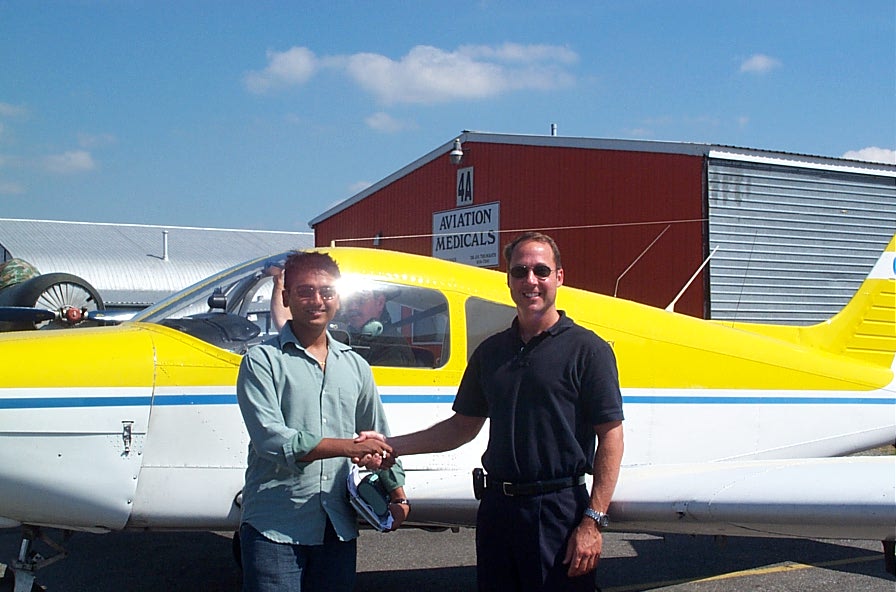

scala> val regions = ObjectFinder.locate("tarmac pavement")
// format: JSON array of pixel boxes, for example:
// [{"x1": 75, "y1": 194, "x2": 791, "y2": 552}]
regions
[{"x1": 1, "y1": 526, "x2": 893, "y2": 591}]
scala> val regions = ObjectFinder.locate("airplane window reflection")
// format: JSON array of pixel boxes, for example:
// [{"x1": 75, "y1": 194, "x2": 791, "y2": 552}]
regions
[
  {"x1": 334, "y1": 281, "x2": 449, "y2": 368},
  {"x1": 132, "y1": 255, "x2": 450, "y2": 366},
  {"x1": 133, "y1": 256, "x2": 283, "y2": 354},
  {"x1": 465, "y1": 297, "x2": 516, "y2": 361}
]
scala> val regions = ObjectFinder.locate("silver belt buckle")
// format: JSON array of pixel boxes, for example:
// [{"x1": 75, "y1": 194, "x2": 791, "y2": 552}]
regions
[{"x1": 501, "y1": 482, "x2": 514, "y2": 496}]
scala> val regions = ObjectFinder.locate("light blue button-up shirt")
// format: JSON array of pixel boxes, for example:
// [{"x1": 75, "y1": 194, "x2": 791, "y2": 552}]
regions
[{"x1": 236, "y1": 322, "x2": 404, "y2": 544}]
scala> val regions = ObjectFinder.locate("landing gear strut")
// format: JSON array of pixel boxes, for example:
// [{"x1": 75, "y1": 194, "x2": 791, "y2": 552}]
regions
[{"x1": 1, "y1": 526, "x2": 71, "y2": 592}]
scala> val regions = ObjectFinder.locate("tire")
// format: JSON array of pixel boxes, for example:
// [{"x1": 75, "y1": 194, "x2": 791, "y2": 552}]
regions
[{"x1": 0, "y1": 272, "x2": 104, "y2": 329}]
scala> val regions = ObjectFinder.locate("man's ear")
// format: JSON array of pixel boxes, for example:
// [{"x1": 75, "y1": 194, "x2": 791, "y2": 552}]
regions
[
  {"x1": 556, "y1": 267, "x2": 564, "y2": 287},
  {"x1": 281, "y1": 287, "x2": 289, "y2": 308}
]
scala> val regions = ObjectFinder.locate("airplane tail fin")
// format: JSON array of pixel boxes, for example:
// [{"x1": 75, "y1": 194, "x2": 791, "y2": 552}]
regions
[
  {"x1": 732, "y1": 235, "x2": 896, "y2": 369},
  {"x1": 804, "y1": 234, "x2": 896, "y2": 368}
]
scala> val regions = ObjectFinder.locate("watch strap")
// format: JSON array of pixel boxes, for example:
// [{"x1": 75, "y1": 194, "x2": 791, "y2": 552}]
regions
[{"x1": 583, "y1": 508, "x2": 609, "y2": 527}]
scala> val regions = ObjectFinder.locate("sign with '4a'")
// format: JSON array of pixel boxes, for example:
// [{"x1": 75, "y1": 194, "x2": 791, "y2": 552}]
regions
[{"x1": 457, "y1": 167, "x2": 473, "y2": 206}]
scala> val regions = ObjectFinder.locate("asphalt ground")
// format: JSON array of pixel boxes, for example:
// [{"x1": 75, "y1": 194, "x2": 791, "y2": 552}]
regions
[{"x1": 1, "y1": 527, "x2": 893, "y2": 591}]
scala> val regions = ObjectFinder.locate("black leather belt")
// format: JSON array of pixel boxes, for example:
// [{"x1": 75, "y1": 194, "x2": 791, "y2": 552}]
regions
[{"x1": 487, "y1": 475, "x2": 585, "y2": 496}]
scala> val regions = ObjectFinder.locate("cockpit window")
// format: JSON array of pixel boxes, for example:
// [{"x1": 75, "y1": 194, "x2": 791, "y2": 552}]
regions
[
  {"x1": 335, "y1": 278, "x2": 449, "y2": 368},
  {"x1": 131, "y1": 254, "x2": 450, "y2": 367},
  {"x1": 465, "y1": 297, "x2": 516, "y2": 359}
]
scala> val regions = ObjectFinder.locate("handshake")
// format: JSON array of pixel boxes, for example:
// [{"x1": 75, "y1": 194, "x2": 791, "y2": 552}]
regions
[{"x1": 351, "y1": 431, "x2": 398, "y2": 471}]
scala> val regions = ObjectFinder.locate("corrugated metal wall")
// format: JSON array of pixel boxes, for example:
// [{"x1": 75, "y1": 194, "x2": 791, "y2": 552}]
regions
[
  {"x1": 707, "y1": 159, "x2": 896, "y2": 324},
  {"x1": 0, "y1": 219, "x2": 314, "y2": 307}
]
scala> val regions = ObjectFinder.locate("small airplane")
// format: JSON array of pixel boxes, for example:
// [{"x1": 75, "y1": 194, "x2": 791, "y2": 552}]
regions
[{"x1": 0, "y1": 235, "x2": 894, "y2": 590}]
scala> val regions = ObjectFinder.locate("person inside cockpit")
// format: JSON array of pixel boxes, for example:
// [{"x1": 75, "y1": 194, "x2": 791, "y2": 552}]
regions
[
  {"x1": 266, "y1": 262, "x2": 415, "y2": 367},
  {"x1": 341, "y1": 289, "x2": 415, "y2": 368}
]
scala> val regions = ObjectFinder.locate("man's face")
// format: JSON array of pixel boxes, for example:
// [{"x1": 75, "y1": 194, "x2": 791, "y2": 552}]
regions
[
  {"x1": 282, "y1": 268, "x2": 340, "y2": 334},
  {"x1": 345, "y1": 291, "x2": 385, "y2": 330},
  {"x1": 506, "y1": 240, "x2": 564, "y2": 316}
]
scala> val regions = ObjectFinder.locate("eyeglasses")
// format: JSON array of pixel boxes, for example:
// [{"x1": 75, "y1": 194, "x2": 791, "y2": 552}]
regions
[
  {"x1": 292, "y1": 285, "x2": 338, "y2": 300},
  {"x1": 509, "y1": 264, "x2": 554, "y2": 279}
]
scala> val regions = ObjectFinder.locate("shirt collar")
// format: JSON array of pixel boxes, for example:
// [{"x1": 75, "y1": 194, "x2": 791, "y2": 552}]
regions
[
  {"x1": 511, "y1": 310, "x2": 573, "y2": 341},
  {"x1": 277, "y1": 322, "x2": 354, "y2": 357}
]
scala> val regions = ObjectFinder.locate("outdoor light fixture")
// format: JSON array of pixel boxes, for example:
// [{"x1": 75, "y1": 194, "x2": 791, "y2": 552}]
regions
[{"x1": 448, "y1": 138, "x2": 464, "y2": 165}]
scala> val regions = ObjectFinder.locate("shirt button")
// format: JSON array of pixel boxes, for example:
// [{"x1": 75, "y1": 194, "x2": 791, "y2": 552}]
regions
[
  {"x1": 322, "y1": 475, "x2": 329, "y2": 481},
  {"x1": 322, "y1": 418, "x2": 328, "y2": 424}
]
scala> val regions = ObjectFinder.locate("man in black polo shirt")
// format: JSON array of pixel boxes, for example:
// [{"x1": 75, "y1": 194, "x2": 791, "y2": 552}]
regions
[{"x1": 365, "y1": 232, "x2": 624, "y2": 591}]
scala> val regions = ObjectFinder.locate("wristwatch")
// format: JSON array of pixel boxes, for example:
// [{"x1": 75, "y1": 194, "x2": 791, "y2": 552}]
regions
[{"x1": 583, "y1": 508, "x2": 610, "y2": 528}]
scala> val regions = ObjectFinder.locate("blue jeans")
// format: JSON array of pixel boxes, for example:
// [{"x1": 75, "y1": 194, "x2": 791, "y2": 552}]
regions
[{"x1": 240, "y1": 521, "x2": 357, "y2": 592}]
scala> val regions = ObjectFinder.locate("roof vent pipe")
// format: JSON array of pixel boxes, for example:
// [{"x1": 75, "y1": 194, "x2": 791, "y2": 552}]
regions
[
  {"x1": 162, "y1": 230, "x2": 169, "y2": 261},
  {"x1": 550, "y1": 123, "x2": 557, "y2": 136}
]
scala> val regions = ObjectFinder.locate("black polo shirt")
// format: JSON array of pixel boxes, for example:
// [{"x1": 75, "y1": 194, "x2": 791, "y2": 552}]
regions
[{"x1": 453, "y1": 311, "x2": 623, "y2": 483}]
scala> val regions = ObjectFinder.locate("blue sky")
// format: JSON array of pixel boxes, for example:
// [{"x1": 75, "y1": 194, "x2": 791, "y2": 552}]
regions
[{"x1": 1, "y1": 1, "x2": 893, "y2": 232}]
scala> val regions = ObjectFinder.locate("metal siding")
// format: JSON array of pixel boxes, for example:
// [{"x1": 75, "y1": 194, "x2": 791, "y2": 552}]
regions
[
  {"x1": 707, "y1": 160, "x2": 896, "y2": 324},
  {"x1": 0, "y1": 219, "x2": 313, "y2": 306}
]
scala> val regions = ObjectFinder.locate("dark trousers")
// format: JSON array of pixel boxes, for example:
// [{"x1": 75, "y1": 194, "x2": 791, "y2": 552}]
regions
[{"x1": 475, "y1": 484, "x2": 596, "y2": 592}]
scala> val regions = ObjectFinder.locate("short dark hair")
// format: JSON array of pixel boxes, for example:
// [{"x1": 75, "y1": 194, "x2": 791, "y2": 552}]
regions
[
  {"x1": 503, "y1": 232, "x2": 562, "y2": 269},
  {"x1": 283, "y1": 251, "x2": 341, "y2": 288}
]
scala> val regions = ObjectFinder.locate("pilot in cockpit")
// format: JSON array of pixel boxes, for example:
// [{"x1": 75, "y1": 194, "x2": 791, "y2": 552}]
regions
[{"x1": 340, "y1": 289, "x2": 415, "y2": 368}]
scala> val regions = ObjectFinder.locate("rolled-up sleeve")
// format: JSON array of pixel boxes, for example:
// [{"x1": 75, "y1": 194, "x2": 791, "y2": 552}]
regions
[{"x1": 237, "y1": 347, "x2": 322, "y2": 472}]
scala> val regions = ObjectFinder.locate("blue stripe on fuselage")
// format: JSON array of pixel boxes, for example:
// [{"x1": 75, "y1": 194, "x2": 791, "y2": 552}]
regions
[{"x1": 0, "y1": 393, "x2": 893, "y2": 410}]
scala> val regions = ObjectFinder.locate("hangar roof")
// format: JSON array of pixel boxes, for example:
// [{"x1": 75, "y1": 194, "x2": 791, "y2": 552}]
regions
[
  {"x1": 309, "y1": 131, "x2": 896, "y2": 226},
  {"x1": 0, "y1": 218, "x2": 313, "y2": 307}
]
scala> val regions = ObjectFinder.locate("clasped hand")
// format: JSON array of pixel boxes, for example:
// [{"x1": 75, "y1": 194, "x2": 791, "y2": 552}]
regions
[{"x1": 352, "y1": 431, "x2": 397, "y2": 470}]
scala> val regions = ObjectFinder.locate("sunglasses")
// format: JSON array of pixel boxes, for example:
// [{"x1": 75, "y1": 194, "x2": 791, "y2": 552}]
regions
[
  {"x1": 292, "y1": 285, "x2": 338, "y2": 300},
  {"x1": 509, "y1": 264, "x2": 554, "y2": 279}
]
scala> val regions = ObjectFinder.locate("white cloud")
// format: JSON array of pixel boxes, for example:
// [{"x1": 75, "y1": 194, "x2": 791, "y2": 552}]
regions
[
  {"x1": 739, "y1": 54, "x2": 782, "y2": 74},
  {"x1": 345, "y1": 44, "x2": 576, "y2": 104},
  {"x1": 626, "y1": 128, "x2": 653, "y2": 139},
  {"x1": 841, "y1": 146, "x2": 896, "y2": 164},
  {"x1": 365, "y1": 112, "x2": 416, "y2": 133},
  {"x1": 348, "y1": 180, "x2": 373, "y2": 195},
  {"x1": 77, "y1": 132, "x2": 116, "y2": 148},
  {"x1": 0, "y1": 180, "x2": 25, "y2": 195},
  {"x1": 459, "y1": 42, "x2": 578, "y2": 64},
  {"x1": 0, "y1": 102, "x2": 28, "y2": 118},
  {"x1": 246, "y1": 43, "x2": 577, "y2": 104},
  {"x1": 244, "y1": 46, "x2": 318, "y2": 94},
  {"x1": 43, "y1": 150, "x2": 96, "y2": 173}
]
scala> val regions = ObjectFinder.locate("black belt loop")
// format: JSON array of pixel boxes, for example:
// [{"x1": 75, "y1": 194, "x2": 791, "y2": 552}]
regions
[{"x1": 486, "y1": 474, "x2": 585, "y2": 497}]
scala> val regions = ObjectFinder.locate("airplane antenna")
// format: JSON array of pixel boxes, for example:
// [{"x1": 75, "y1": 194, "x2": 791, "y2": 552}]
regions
[
  {"x1": 327, "y1": 218, "x2": 707, "y2": 247},
  {"x1": 665, "y1": 245, "x2": 719, "y2": 312},
  {"x1": 731, "y1": 231, "x2": 758, "y2": 322},
  {"x1": 614, "y1": 225, "x2": 670, "y2": 297}
]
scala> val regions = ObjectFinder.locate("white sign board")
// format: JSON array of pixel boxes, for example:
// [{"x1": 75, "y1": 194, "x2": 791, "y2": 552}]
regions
[{"x1": 432, "y1": 202, "x2": 500, "y2": 267}]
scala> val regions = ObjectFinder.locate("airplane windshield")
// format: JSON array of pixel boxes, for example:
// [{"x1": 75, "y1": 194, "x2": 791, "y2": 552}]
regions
[{"x1": 132, "y1": 253, "x2": 450, "y2": 367}]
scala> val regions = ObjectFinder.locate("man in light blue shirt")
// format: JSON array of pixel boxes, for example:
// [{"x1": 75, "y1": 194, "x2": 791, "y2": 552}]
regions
[{"x1": 237, "y1": 251, "x2": 409, "y2": 592}]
